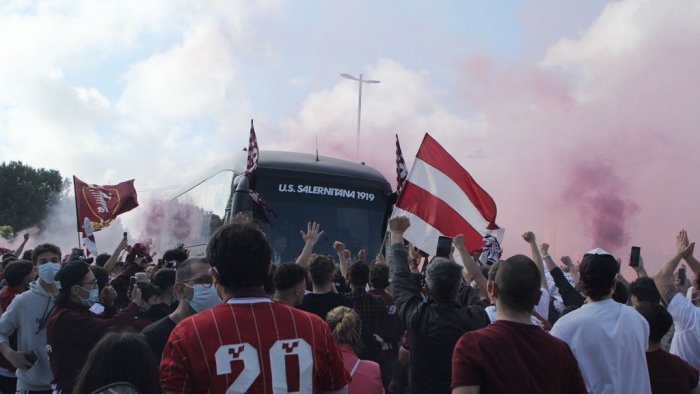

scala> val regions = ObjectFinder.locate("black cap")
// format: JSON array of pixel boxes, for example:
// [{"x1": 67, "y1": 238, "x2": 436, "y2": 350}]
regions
[
  {"x1": 579, "y1": 248, "x2": 619, "y2": 292},
  {"x1": 55, "y1": 261, "x2": 91, "y2": 291}
]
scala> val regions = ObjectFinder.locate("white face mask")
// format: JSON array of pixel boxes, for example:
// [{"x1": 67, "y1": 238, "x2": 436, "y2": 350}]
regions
[
  {"x1": 38, "y1": 263, "x2": 61, "y2": 284},
  {"x1": 79, "y1": 287, "x2": 99, "y2": 307},
  {"x1": 187, "y1": 284, "x2": 221, "y2": 312}
]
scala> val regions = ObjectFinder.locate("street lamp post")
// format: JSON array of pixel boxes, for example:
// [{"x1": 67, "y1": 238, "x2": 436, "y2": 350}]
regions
[{"x1": 340, "y1": 73, "x2": 380, "y2": 161}]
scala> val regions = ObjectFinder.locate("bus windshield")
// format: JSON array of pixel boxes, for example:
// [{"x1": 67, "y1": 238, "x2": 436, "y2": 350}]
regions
[{"x1": 254, "y1": 175, "x2": 389, "y2": 263}]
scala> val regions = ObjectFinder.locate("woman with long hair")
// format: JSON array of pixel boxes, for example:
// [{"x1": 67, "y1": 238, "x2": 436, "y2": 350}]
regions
[{"x1": 326, "y1": 306, "x2": 384, "y2": 394}]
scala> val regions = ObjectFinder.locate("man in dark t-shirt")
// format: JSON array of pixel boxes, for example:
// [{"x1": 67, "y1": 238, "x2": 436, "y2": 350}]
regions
[
  {"x1": 451, "y1": 254, "x2": 587, "y2": 394},
  {"x1": 636, "y1": 303, "x2": 699, "y2": 394},
  {"x1": 300, "y1": 254, "x2": 351, "y2": 320},
  {"x1": 142, "y1": 258, "x2": 212, "y2": 359}
]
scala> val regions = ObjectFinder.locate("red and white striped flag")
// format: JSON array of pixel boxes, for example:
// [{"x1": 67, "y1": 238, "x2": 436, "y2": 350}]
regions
[
  {"x1": 244, "y1": 119, "x2": 259, "y2": 175},
  {"x1": 396, "y1": 134, "x2": 408, "y2": 194},
  {"x1": 82, "y1": 217, "x2": 98, "y2": 256},
  {"x1": 392, "y1": 133, "x2": 503, "y2": 254}
]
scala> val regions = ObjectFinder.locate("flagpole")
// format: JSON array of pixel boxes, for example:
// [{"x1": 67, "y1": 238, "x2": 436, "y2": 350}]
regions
[{"x1": 73, "y1": 176, "x2": 82, "y2": 249}]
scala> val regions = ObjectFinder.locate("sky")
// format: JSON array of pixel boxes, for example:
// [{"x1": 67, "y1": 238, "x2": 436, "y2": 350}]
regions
[{"x1": 1, "y1": 0, "x2": 699, "y2": 278}]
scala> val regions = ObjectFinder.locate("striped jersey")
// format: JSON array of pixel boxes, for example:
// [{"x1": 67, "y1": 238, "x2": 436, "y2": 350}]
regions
[{"x1": 160, "y1": 298, "x2": 350, "y2": 393}]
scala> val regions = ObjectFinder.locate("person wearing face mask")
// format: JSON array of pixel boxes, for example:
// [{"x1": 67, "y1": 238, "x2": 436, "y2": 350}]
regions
[
  {"x1": 45, "y1": 261, "x2": 147, "y2": 393},
  {"x1": 0, "y1": 243, "x2": 61, "y2": 393},
  {"x1": 142, "y1": 258, "x2": 215, "y2": 361}
]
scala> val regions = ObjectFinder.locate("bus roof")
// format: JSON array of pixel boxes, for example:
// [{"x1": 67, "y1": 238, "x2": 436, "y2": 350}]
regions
[{"x1": 172, "y1": 150, "x2": 391, "y2": 200}]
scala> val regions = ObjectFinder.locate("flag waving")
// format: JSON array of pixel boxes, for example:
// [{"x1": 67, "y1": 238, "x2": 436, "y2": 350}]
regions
[
  {"x1": 74, "y1": 176, "x2": 139, "y2": 232},
  {"x1": 392, "y1": 133, "x2": 503, "y2": 254},
  {"x1": 395, "y1": 134, "x2": 408, "y2": 194},
  {"x1": 244, "y1": 119, "x2": 259, "y2": 174},
  {"x1": 82, "y1": 217, "x2": 98, "y2": 256}
]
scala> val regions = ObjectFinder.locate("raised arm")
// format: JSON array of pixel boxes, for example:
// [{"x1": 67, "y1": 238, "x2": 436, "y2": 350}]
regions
[
  {"x1": 522, "y1": 232, "x2": 547, "y2": 290},
  {"x1": 12, "y1": 233, "x2": 29, "y2": 258},
  {"x1": 655, "y1": 230, "x2": 695, "y2": 305},
  {"x1": 388, "y1": 216, "x2": 423, "y2": 327},
  {"x1": 334, "y1": 241, "x2": 349, "y2": 279},
  {"x1": 103, "y1": 236, "x2": 129, "y2": 274},
  {"x1": 681, "y1": 231, "x2": 700, "y2": 278},
  {"x1": 454, "y1": 234, "x2": 488, "y2": 301},
  {"x1": 295, "y1": 221, "x2": 324, "y2": 268}
]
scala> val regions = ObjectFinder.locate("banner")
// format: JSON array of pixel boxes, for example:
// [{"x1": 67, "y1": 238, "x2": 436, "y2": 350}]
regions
[{"x1": 74, "y1": 176, "x2": 139, "y2": 232}]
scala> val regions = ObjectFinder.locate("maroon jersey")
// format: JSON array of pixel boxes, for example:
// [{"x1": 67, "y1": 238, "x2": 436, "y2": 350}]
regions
[{"x1": 161, "y1": 298, "x2": 350, "y2": 393}]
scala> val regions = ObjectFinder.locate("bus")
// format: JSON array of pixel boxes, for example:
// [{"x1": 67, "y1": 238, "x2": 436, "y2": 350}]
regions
[{"x1": 162, "y1": 150, "x2": 393, "y2": 261}]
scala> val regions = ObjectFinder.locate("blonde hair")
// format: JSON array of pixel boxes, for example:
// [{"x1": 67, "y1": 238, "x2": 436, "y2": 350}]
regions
[{"x1": 325, "y1": 306, "x2": 362, "y2": 350}]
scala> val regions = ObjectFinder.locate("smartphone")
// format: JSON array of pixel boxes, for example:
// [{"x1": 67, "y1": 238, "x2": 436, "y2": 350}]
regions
[
  {"x1": 678, "y1": 266, "x2": 687, "y2": 285},
  {"x1": 436, "y1": 236, "x2": 453, "y2": 258},
  {"x1": 134, "y1": 272, "x2": 149, "y2": 283},
  {"x1": 629, "y1": 246, "x2": 641, "y2": 267},
  {"x1": 123, "y1": 232, "x2": 127, "y2": 238},
  {"x1": 74, "y1": 248, "x2": 84, "y2": 257}
]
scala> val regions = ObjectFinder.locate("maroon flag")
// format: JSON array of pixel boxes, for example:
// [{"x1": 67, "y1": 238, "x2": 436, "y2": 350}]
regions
[
  {"x1": 396, "y1": 134, "x2": 408, "y2": 194},
  {"x1": 74, "y1": 176, "x2": 139, "y2": 232},
  {"x1": 249, "y1": 190, "x2": 278, "y2": 219},
  {"x1": 245, "y1": 119, "x2": 259, "y2": 174}
]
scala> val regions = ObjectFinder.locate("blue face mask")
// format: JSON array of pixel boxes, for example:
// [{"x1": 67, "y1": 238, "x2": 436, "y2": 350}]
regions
[
  {"x1": 38, "y1": 263, "x2": 61, "y2": 284},
  {"x1": 187, "y1": 284, "x2": 220, "y2": 312},
  {"x1": 79, "y1": 287, "x2": 99, "y2": 307}
]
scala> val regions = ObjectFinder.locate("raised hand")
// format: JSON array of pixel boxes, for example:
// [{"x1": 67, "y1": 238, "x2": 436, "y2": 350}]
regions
[
  {"x1": 357, "y1": 249, "x2": 367, "y2": 263},
  {"x1": 333, "y1": 241, "x2": 346, "y2": 254},
  {"x1": 388, "y1": 216, "x2": 410, "y2": 234},
  {"x1": 521, "y1": 231, "x2": 536, "y2": 244},
  {"x1": 540, "y1": 243, "x2": 550, "y2": 255},
  {"x1": 454, "y1": 234, "x2": 466, "y2": 251},
  {"x1": 677, "y1": 230, "x2": 695, "y2": 258},
  {"x1": 300, "y1": 221, "x2": 324, "y2": 245}
]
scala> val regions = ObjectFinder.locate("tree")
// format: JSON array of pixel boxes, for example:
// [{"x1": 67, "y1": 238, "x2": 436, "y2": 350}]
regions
[{"x1": 0, "y1": 161, "x2": 65, "y2": 232}]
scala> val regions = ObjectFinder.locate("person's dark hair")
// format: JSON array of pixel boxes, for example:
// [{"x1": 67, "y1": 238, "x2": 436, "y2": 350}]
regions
[
  {"x1": 425, "y1": 257, "x2": 463, "y2": 302},
  {"x1": 274, "y1": 263, "x2": 307, "y2": 291},
  {"x1": 206, "y1": 223, "x2": 271, "y2": 292},
  {"x1": 72, "y1": 331, "x2": 161, "y2": 394},
  {"x1": 55, "y1": 261, "x2": 91, "y2": 305},
  {"x1": 612, "y1": 280, "x2": 629, "y2": 304},
  {"x1": 137, "y1": 282, "x2": 162, "y2": 303},
  {"x1": 348, "y1": 262, "x2": 369, "y2": 289},
  {"x1": 308, "y1": 255, "x2": 336, "y2": 286},
  {"x1": 636, "y1": 303, "x2": 673, "y2": 343},
  {"x1": 3, "y1": 260, "x2": 34, "y2": 287},
  {"x1": 630, "y1": 277, "x2": 661, "y2": 304},
  {"x1": 90, "y1": 265, "x2": 109, "y2": 293},
  {"x1": 31, "y1": 243, "x2": 61, "y2": 265},
  {"x1": 495, "y1": 255, "x2": 541, "y2": 313},
  {"x1": 162, "y1": 248, "x2": 188, "y2": 266},
  {"x1": 370, "y1": 263, "x2": 390, "y2": 289},
  {"x1": 2, "y1": 255, "x2": 18, "y2": 269},
  {"x1": 95, "y1": 253, "x2": 111, "y2": 267},
  {"x1": 21, "y1": 250, "x2": 32, "y2": 261},
  {"x1": 152, "y1": 269, "x2": 176, "y2": 292}
]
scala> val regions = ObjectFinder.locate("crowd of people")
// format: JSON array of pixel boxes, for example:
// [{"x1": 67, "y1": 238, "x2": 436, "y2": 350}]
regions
[{"x1": 0, "y1": 215, "x2": 698, "y2": 393}]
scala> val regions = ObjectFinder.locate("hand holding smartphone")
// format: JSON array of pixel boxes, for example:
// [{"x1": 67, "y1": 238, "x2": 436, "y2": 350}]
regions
[{"x1": 629, "y1": 246, "x2": 641, "y2": 267}]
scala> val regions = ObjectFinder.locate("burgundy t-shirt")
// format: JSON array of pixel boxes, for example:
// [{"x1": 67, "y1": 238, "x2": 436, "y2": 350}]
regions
[
  {"x1": 452, "y1": 320, "x2": 587, "y2": 394},
  {"x1": 646, "y1": 349, "x2": 699, "y2": 394}
]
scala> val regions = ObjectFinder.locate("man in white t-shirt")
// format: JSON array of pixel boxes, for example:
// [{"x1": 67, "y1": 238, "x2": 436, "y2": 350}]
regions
[
  {"x1": 654, "y1": 229, "x2": 700, "y2": 372},
  {"x1": 551, "y1": 248, "x2": 651, "y2": 394}
]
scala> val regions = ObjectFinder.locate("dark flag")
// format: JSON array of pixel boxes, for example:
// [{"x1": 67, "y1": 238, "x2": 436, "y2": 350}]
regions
[
  {"x1": 74, "y1": 176, "x2": 139, "y2": 232},
  {"x1": 245, "y1": 119, "x2": 259, "y2": 175},
  {"x1": 396, "y1": 134, "x2": 408, "y2": 194}
]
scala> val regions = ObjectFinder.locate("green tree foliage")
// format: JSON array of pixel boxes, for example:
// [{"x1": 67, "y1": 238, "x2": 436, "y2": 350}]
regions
[{"x1": 0, "y1": 161, "x2": 65, "y2": 231}]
